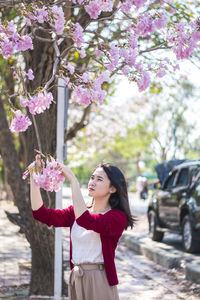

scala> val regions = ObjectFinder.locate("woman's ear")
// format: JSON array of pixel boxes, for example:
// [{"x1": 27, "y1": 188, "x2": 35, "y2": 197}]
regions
[{"x1": 110, "y1": 186, "x2": 117, "y2": 194}]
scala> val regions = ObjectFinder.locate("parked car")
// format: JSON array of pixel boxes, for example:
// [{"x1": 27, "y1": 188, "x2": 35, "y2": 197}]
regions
[{"x1": 147, "y1": 160, "x2": 200, "y2": 253}]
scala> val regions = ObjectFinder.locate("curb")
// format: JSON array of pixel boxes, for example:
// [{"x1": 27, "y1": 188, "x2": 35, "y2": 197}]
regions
[
  {"x1": 123, "y1": 233, "x2": 200, "y2": 284},
  {"x1": 185, "y1": 264, "x2": 200, "y2": 284}
]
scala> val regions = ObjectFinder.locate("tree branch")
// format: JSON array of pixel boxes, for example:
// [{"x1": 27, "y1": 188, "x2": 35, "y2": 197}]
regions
[{"x1": 65, "y1": 104, "x2": 91, "y2": 142}]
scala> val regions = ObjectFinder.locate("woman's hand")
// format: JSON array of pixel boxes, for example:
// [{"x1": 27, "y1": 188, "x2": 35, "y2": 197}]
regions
[
  {"x1": 28, "y1": 154, "x2": 44, "y2": 176},
  {"x1": 59, "y1": 164, "x2": 76, "y2": 183}
]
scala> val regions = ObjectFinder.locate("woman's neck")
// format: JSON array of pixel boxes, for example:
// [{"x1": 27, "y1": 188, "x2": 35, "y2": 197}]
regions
[{"x1": 92, "y1": 198, "x2": 111, "y2": 213}]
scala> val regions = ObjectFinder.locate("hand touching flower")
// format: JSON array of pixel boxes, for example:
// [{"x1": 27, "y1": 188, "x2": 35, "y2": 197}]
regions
[
  {"x1": 23, "y1": 151, "x2": 65, "y2": 192},
  {"x1": 59, "y1": 164, "x2": 76, "y2": 183}
]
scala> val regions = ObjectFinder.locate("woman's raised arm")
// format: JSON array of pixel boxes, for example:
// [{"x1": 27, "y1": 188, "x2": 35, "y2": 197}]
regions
[
  {"x1": 29, "y1": 155, "x2": 44, "y2": 211},
  {"x1": 30, "y1": 173, "x2": 43, "y2": 211},
  {"x1": 60, "y1": 164, "x2": 87, "y2": 218}
]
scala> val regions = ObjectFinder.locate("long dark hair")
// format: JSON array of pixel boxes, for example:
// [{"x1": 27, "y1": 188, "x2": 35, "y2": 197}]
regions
[{"x1": 97, "y1": 163, "x2": 136, "y2": 229}]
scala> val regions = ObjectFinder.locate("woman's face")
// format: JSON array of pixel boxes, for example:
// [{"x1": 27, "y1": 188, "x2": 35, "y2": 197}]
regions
[{"x1": 88, "y1": 167, "x2": 115, "y2": 199}]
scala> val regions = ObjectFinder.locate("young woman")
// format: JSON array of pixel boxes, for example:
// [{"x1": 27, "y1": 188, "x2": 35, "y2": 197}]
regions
[{"x1": 30, "y1": 157, "x2": 135, "y2": 300}]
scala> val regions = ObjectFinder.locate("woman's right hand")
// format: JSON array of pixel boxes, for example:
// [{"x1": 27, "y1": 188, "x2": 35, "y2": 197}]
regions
[{"x1": 59, "y1": 164, "x2": 76, "y2": 183}]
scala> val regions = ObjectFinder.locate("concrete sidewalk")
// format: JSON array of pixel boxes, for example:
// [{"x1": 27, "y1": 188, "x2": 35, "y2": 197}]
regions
[{"x1": 123, "y1": 217, "x2": 200, "y2": 284}]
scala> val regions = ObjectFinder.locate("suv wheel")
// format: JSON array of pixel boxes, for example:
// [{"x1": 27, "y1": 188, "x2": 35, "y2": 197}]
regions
[
  {"x1": 182, "y1": 215, "x2": 200, "y2": 253},
  {"x1": 148, "y1": 210, "x2": 164, "y2": 242}
]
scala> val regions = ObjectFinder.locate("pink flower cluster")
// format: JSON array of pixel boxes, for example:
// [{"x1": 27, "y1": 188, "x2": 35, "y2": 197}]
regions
[
  {"x1": 72, "y1": 23, "x2": 84, "y2": 47},
  {"x1": 73, "y1": 72, "x2": 110, "y2": 106},
  {"x1": 50, "y1": 5, "x2": 65, "y2": 35},
  {"x1": 134, "y1": 13, "x2": 167, "y2": 37},
  {"x1": 25, "y1": 5, "x2": 65, "y2": 35},
  {"x1": 9, "y1": 110, "x2": 32, "y2": 133},
  {"x1": 168, "y1": 21, "x2": 200, "y2": 60},
  {"x1": 33, "y1": 159, "x2": 65, "y2": 192},
  {"x1": 121, "y1": 0, "x2": 148, "y2": 12},
  {"x1": 85, "y1": 0, "x2": 113, "y2": 19},
  {"x1": 3, "y1": 0, "x2": 200, "y2": 136},
  {"x1": 0, "y1": 21, "x2": 33, "y2": 58},
  {"x1": 20, "y1": 91, "x2": 53, "y2": 115}
]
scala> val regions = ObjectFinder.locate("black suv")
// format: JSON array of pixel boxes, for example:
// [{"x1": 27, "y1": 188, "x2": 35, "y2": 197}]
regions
[{"x1": 148, "y1": 160, "x2": 200, "y2": 253}]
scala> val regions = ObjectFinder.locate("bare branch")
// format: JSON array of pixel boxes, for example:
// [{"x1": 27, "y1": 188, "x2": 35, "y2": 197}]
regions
[
  {"x1": 65, "y1": 104, "x2": 92, "y2": 142},
  {"x1": 85, "y1": 30, "x2": 109, "y2": 43},
  {"x1": 44, "y1": 40, "x2": 60, "y2": 90},
  {"x1": 60, "y1": 44, "x2": 75, "y2": 58},
  {"x1": 31, "y1": 115, "x2": 42, "y2": 152},
  {"x1": 140, "y1": 44, "x2": 172, "y2": 54}
]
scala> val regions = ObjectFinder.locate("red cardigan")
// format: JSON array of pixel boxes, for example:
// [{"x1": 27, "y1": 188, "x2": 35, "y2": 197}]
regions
[{"x1": 32, "y1": 204, "x2": 127, "y2": 286}]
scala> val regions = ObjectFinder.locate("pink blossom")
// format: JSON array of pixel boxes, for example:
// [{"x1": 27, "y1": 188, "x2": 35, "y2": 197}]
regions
[
  {"x1": 156, "y1": 69, "x2": 166, "y2": 78},
  {"x1": 63, "y1": 76, "x2": 72, "y2": 88},
  {"x1": 37, "y1": 6, "x2": 49, "y2": 23},
  {"x1": 9, "y1": 110, "x2": 32, "y2": 133},
  {"x1": 135, "y1": 61, "x2": 143, "y2": 73},
  {"x1": 137, "y1": 71, "x2": 150, "y2": 92},
  {"x1": 20, "y1": 96, "x2": 29, "y2": 107},
  {"x1": 33, "y1": 159, "x2": 65, "y2": 192},
  {"x1": 122, "y1": 66, "x2": 130, "y2": 75},
  {"x1": 16, "y1": 35, "x2": 33, "y2": 51},
  {"x1": 82, "y1": 72, "x2": 90, "y2": 83},
  {"x1": 121, "y1": 0, "x2": 147, "y2": 11},
  {"x1": 154, "y1": 15, "x2": 168, "y2": 29},
  {"x1": 65, "y1": 63, "x2": 75, "y2": 74},
  {"x1": 93, "y1": 73, "x2": 110, "y2": 88},
  {"x1": 134, "y1": 13, "x2": 155, "y2": 36},
  {"x1": 106, "y1": 62, "x2": 117, "y2": 72},
  {"x1": 79, "y1": 49, "x2": 86, "y2": 58},
  {"x1": 74, "y1": 86, "x2": 92, "y2": 106},
  {"x1": 120, "y1": 48, "x2": 129, "y2": 61},
  {"x1": 129, "y1": 35, "x2": 138, "y2": 49},
  {"x1": 27, "y1": 68, "x2": 34, "y2": 80},
  {"x1": 1, "y1": 40, "x2": 14, "y2": 58},
  {"x1": 94, "y1": 49, "x2": 103, "y2": 57},
  {"x1": 192, "y1": 31, "x2": 200, "y2": 43},
  {"x1": 101, "y1": 0, "x2": 113, "y2": 12},
  {"x1": 51, "y1": 5, "x2": 65, "y2": 34},
  {"x1": 121, "y1": 0, "x2": 133, "y2": 13},
  {"x1": 173, "y1": 64, "x2": 180, "y2": 71},
  {"x1": 85, "y1": 1, "x2": 102, "y2": 19},
  {"x1": 134, "y1": 0, "x2": 148, "y2": 10},
  {"x1": 128, "y1": 48, "x2": 138, "y2": 66},
  {"x1": 6, "y1": 21, "x2": 16, "y2": 34},
  {"x1": 73, "y1": 23, "x2": 84, "y2": 47},
  {"x1": 25, "y1": 18, "x2": 32, "y2": 26},
  {"x1": 28, "y1": 91, "x2": 53, "y2": 115}
]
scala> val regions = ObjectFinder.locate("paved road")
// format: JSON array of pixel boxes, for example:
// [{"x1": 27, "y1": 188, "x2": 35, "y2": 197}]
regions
[{"x1": 0, "y1": 189, "x2": 200, "y2": 299}]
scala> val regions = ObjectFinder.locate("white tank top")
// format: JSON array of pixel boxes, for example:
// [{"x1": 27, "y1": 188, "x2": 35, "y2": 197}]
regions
[{"x1": 71, "y1": 209, "x2": 110, "y2": 264}]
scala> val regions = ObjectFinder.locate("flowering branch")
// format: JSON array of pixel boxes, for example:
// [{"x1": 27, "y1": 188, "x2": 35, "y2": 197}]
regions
[
  {"x1": 31, "y1": 115, "x2": 42, "y2": 153},
  {"x1": 0, "y1": 0, "x2": 199, "y2": 134}
]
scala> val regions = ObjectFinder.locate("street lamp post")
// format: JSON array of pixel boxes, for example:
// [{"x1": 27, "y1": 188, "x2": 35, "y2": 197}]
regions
[{"x1": 54, "y1": 79, "x2": 68, "y2": 299}]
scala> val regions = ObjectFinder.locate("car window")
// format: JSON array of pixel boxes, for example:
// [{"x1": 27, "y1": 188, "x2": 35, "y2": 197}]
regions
[
  {"x1": 191, "y1": 167, "x2": 200, "y2": 183},
  {"x1": 176, "y1": 168, "x2": 189, "y2": 186},
  {"x1": 164, "y1": 171, "x2": 177, "y2": 189}
]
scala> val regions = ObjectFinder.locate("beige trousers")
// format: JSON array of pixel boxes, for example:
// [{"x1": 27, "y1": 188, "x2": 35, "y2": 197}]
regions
[{"x1": 68, "y1": 263, "x2": 119, "y2": 300}]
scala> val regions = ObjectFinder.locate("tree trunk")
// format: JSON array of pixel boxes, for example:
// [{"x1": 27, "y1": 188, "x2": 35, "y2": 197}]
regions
[
  {"x1": 22, "y1": 32, "x2": 63, "y2": 295},
  {"x1": 0, "y1": 28, "x2": 68, "y2": 295},
  {"x1": 0, "y1": 8, "x2": 93, "y2": 296}
]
